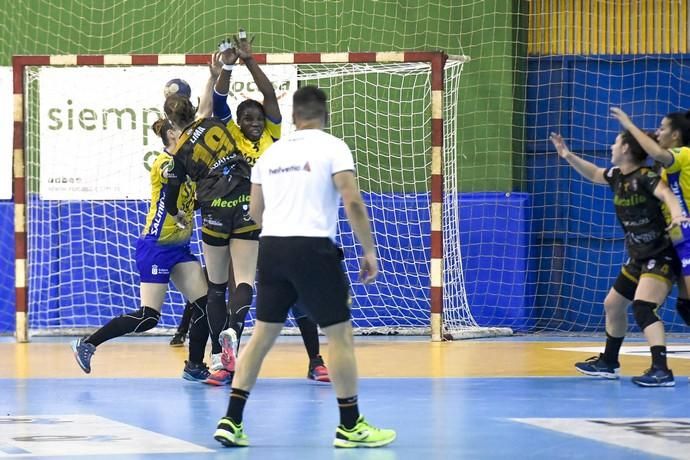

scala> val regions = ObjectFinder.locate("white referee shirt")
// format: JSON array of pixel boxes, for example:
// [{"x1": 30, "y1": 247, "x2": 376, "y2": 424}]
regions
[{"x1": 251, "y1": 129, "x2": 355, "y2": 240}]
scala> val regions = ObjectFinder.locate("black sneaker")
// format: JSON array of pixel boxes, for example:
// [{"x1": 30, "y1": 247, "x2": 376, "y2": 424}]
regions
[
  {"x1": 71, "y1": 337, "x2": 96, "y2": 374},
  {"x1": 182, "y1": 361, "x2": 211, "y2": 382},
  {"x1": 169, "y1": 332, "x2": 186, "y2": 347},
  {"x1": 574, "y1": 354, "x2": 620, "y2": 379},
  {"x1": 632, "y1": 367, "x2": 675, "y2": 387}
]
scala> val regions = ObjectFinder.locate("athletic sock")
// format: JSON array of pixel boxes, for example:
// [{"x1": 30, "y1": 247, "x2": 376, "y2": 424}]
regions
[
  {"x1": 337, "y1": 395, "x2": 360, "y2": 429},
  {"x1": 602, "y1": 332, "x2": 624, "y2": 365},
  {"x1": 226, "y1": 388, "x2": 250, "y2": 424}
]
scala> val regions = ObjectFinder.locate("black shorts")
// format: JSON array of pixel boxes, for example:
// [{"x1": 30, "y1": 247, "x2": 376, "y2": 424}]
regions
[
  {"x1": 198, "y1": 182, "x2": 260, "y2": 246},
  {"x1": 255, "y1": 236, "x2": 350, "y2": 327},
  {"x1": 613, "y1": 246, "x2": 680, "y2": 301}
]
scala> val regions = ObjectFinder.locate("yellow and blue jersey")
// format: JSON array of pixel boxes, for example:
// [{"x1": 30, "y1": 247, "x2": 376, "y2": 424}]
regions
[
  {"x1": 141, "y1": 151, "x2": 196, "y2": 245},
  {"x1": 660, "y1": 146, "x2": 690, "y2": 243}
]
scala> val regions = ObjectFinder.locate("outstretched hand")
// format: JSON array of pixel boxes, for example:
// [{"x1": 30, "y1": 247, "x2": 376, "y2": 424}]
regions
[
  {"x1": 549, "y1": 132, "x2": 571, "y2": 159},
  {"x1": 610, "y1": 107, "x2": 633, "y2": 129},
  {"x1": 218, "y1": 38, "x2": 240, "y2": 66},
  {"x1": 209, "y1": 51, "x2": 222, "y2": 78},
  {"x1": 233, "y1": 28, "x2": 256, "y2": 60}
]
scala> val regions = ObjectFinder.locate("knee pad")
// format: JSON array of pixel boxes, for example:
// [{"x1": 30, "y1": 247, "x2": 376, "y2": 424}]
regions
[
  {"x1": 676, "y1": 298, "x2": 690, "y2": 326},
  {"x1": 207, "y1": 281, "x2": 227, "y2": 304},
  {"x1": 129, "y1": 306, "x2": 160, "y2": 332},
  {"x1": 632, "y1": 299, "x2": 660, "y2": 331},
  {"x1": 230, "y1": 283, "x2": 254, "y2": 313}
]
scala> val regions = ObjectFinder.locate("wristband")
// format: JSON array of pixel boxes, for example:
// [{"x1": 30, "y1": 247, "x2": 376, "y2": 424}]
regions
[{"x1": 222, "y1": 63, "x2": 234, "y2": 71}]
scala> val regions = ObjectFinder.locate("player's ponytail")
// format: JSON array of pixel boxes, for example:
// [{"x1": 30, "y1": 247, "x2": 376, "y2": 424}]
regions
[{"x1": 151, "y1": 118, "x2": 172, "y2": 145}]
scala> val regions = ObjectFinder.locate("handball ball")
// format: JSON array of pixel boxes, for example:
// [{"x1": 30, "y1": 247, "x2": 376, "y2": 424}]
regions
[{"x1": 163, "y1": 78, "x2": 191, "y2": 99}]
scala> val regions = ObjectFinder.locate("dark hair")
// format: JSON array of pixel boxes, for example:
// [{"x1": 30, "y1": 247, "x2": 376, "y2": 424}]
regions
[
  {"x1": 164, "y1": 94, "x2": 197, "y2": 129},
  {"x1": 620, "y1": 130, "x2": 648, "y2": 163},
  {"x1": 237, "y1": 99, "x2": 265, "y2": 120},
  {"x1": 665, "y1": 110, "x2": 690, "y2": 146},
  {"x1": 151, "y1": 118, "x2": 172, "y2": 145},
  {"x1": 293, "y1": 86, "x2": 327, "y2": 122}
]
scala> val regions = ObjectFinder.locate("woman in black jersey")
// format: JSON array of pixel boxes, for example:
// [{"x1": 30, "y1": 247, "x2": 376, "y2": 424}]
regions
[
  {"x1": 550, "y1": 130, "x2": 688, "y2": 387},
  {"x1": 164, "y1": 94, "x2": 257, "y2": 385}
]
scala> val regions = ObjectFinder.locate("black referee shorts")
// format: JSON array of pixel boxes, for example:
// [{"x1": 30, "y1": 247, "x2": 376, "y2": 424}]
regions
[{"x1": 255, "y1": 236, "x2": 350, "y2": 327}]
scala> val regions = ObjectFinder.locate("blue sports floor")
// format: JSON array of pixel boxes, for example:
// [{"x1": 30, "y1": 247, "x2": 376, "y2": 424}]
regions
[{"x1": 2, "y1": 336, "x2": 690, "y2": 459}]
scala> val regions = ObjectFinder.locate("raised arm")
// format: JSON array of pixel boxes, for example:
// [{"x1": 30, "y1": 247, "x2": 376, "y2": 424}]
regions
[
  {"x1": 333, "y1": 170, "x2": 377, "y2": 284},
  {"x1": 235, "y1": 30, "x2": 281, "y2": 122},
  {"x1": 198, "y1": 52, "x2": 221, "y2": 118},
  {"x1": 611, "y1": 107, "x2": 673, "y2": 167},
  {"x1": 213, "y1": 39, "x2": 240, "y2": 122},
  {"x1": 550, "y1": 133, "x2": 608, "y2": 184}
]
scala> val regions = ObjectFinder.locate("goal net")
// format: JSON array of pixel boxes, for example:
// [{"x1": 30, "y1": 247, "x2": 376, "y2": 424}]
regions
[{"x1": 16, "y1": 52, "x2": 506, "y2": 340}]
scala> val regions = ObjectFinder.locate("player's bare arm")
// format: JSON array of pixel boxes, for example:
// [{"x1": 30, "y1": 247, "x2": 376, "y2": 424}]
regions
[{"x1": 550, "y1": 132, "x2": 607, "y2": 184}]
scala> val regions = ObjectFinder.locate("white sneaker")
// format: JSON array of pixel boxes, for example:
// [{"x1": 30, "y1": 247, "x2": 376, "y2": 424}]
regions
[
  {"x1": 219, "y1": 328, "x2": 237, "y2": 372},
  {"x1": 210, "y1": 353, "x2": 224, "y2": 371}
]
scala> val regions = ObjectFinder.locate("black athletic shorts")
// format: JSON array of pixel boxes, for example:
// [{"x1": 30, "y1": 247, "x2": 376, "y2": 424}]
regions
[
  {"x1": 613, "y1": 246, "x2": 680, "y2": 301},
  {"x1": 198, "y1": 181, "x2": 260, "y2": 246},
  {"x1": 255, "y1": 236, "x2": 350, "y2": 327}
]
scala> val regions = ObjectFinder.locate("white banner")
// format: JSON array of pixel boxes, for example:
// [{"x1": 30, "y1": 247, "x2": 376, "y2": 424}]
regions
[
  {"x1": 39, "y1": 64, "x2": 297, "y2": 200},
  {"x1": 0, "y1": 67, "x2": 12, "y2": 200}
]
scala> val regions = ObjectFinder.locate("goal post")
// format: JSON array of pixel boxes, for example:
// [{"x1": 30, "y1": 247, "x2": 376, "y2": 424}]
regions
[{"x1": 12, "y1": 51, "x2": 509, "y2": 342}]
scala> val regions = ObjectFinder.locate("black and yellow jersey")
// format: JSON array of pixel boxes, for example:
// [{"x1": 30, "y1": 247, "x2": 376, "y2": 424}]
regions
[
  {"x1": 168, "y1": 118, "x2": 251, "y2": 202},
  {"x1": 141, "y1": 151, "x2": 195, "y2": 244},
  {"x1": 604, "y1": 166, "x2": 671, "y2": 260}
]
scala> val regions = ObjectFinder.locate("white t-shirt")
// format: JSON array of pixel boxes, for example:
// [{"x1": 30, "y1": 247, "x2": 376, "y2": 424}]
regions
[{"x1": 251, "y1": 129, "x2": 355, "y2": 240}]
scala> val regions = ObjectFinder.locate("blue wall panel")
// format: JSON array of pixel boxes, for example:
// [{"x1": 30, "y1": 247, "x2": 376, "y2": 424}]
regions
[{"x1": 0, "y1": 202, "x2": 15, "y2": 333}]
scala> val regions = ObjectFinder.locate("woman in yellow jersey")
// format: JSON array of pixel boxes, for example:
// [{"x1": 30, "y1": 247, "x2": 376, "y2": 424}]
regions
[
  {"x1": 611, "y1": 108, "x2": 690, "y2": 328},
  {"x1": 70, "y1": 119, "x2": 212, "y2": 383},
  {"x1": 212, "y1": 30, "x2": 330, "y2": 382}
]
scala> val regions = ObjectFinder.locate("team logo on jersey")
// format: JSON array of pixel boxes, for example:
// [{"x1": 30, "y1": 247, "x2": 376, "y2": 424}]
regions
[
  {"x1": 151, "y1": 265, "x2": 158, "y2": 275},
  {"x1": 647, "y1": 259, "x2": 656, "y2": 270}
]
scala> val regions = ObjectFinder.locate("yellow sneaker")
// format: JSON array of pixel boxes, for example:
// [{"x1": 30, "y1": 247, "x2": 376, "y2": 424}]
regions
[
  {"x1": 333, "y1": 416, "x2": 396, "y2": 448},
  {"x1": 214, "y1": 417, "x2": 249, "y2": 447}
]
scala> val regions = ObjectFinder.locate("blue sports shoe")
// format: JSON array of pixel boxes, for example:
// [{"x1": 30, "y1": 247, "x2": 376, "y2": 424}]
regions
[
  {"x1": 632, "y1": 367, "x2": 675, "y2": 387},
  {"x1": 71, "y1": 337, "x2": 96, "y2": 374},
  {"x1": 182, "y1": 361, "x2": 211, "y2": 382},
  {"x1": 574, "y1": 354, "x2": 620, "y2": 379}
]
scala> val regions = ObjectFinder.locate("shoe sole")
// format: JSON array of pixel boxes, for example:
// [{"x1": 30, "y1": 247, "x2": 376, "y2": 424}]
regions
[
  {"x1": 333, "y1": 433, "x2": 397, "y2": 448},
  {"x1": 169, "y1": 342, "x2": 185, "y2": 347},
  {"x1": 214, "y1": 430, "x2": 249, "y2": 447},
  {"x1": 182, "y1": 372, "x2": 209, "y2": 382},
  {"x1": 632, "y1": 380, "x2": 675, "y2": 387},
  {"x1": 308, "y1": 375, "x2": 331, "y2": 383},
  {"x1": 70, "y1": 340, "x2": 91, "y2": 374},
  {"x1": 219, "y1": 330, "x2": 237, "y2": 372},
  {"x1": 574, "y1": 367, "x2": 619, "y2": 380}
]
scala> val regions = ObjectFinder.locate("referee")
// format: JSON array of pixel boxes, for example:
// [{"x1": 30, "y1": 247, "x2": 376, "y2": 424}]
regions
[{"x1": 213, "y1": 86, "x2": 396, "y2": 448}]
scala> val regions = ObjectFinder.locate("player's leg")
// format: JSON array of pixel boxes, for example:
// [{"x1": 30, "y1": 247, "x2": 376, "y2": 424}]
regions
[
  {"x1": 171, "y1": 259, "x2": 212, "y2": 382},
  {"x1": 291, "y1": 237, "x2": 395, "y2": 448},
  {"x1": 71, "y1": 239, "x2": 169, "y2": 374},
  {"x1": 574, "y1": 262, "x2": 636, "y2": 379},
  {"x1": 630, "y1": 252, "x2": 676, "y2": 387},
  {"x1": 674, "y1": 241, "x2": 690, "y2": 325},
  {"x1": 202, "y1": 237, "x2": 233, "y2": 384},
  {"x1": 170, "y1": 300, "x2": 194, "y2": 347},
  {"x1": 214, "y1": 236, "x2": 293, "y2": 447},
  {"x1": 225, "y1": 237, "x2": 259, "y2": 361},
  {"x1": 292, "y1": 303, "x2": 330, "y2": 382}
]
